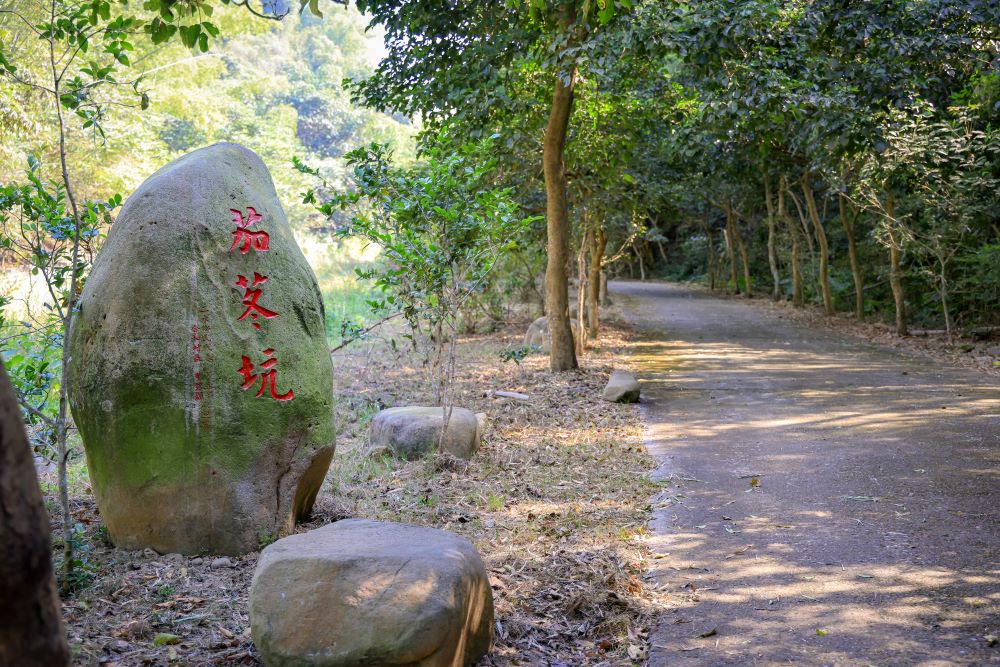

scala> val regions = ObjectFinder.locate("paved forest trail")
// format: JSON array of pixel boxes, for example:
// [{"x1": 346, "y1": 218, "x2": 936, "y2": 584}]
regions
[{"x1": 612, "y1": 281, "x2": 1000, "y2": 667}]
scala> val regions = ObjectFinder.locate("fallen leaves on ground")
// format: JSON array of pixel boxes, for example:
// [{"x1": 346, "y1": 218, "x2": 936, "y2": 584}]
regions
[{"x1": 49, "y1": 312, "x2": 664, "y2": 666}]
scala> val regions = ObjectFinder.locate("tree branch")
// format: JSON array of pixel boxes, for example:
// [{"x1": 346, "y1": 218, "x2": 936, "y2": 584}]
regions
[{"x1": 329, "y1": 311, "x2": 403, "y2": 354}]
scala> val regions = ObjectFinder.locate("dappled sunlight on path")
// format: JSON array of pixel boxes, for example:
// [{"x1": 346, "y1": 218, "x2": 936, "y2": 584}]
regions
[{"x1": 615, "y1": 281, "x2": 1000, "y2": 667}]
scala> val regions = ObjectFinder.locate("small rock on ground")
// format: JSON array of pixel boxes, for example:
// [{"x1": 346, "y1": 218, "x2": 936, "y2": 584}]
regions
[
  {"x1": 602, "y1": 370, "x2": 641, "y2": 403},
  {"x1": 369, "y1": 406, "x2": 480, "y2": 460},
  {"x1": 250, "y1": 518, "x2": 493, "y2": 667}
]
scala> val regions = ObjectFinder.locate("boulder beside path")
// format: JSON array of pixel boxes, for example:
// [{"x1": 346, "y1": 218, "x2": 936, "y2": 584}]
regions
[
  {"x1": 250, "y1": 519, "x2": 494, "y2": 667},
  {"x1": 602, "y1": 370, "x2": 641, "y2": 403},
  {"x1": 523, "y1": 316, "x2": 579, "y2": 353},
  {"x1": 68, "y1": 143, "x2": 334, "y2": 554},
  {"x1": 369, "y1": 406, "x2": 480, "y2": 460}
]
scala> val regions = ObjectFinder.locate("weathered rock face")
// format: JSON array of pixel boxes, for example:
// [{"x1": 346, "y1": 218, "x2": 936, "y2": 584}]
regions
[
  {"x1": 602, "y1": 370, "x2": 641, "y2": 403},
  {"x1": 250, "y1": 519, "x2": 494, "y2": 667},
  {"x1": 68, "y1": 143, "x2": 334, "y2": 555},
  {"x1": 523, "y1": 316, "x2": 579, "y2": 353},
  {"x1": 369, "y1": 406, "x2": 480, "y2": 460}
]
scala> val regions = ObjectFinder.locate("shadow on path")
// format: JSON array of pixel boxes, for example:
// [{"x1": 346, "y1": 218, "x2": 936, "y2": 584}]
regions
[{"x1": 613, "y1": 281, "x2": 1000, "y2": 667}]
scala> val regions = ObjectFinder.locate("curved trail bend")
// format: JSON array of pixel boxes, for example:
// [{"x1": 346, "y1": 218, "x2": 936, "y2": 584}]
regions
[{"x1": 613, "y1": 281, "x2": 999, "y2": 667}]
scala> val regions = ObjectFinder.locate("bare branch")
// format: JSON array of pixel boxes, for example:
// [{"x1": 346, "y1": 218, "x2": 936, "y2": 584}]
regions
[
  {"x1": 0, "y1": 8, "x2": 43, "y2": 36},
  {"x1": 329, "y1": 311, "x2": 404, "y2": 354},
  {"x1": 13, "y1": 392, "x2": 57, "y2": 428}
]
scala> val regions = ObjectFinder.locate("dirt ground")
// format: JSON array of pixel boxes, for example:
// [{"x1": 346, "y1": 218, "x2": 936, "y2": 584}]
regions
[
  {"x1": 613, "y1": 281, "x2": 1000, "y2": 667},
  {"x1": 49, "y1": 309, "x2": 667, "y2": 666}
]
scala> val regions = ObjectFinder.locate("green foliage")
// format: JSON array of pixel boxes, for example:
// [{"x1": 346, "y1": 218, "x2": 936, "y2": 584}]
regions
[
  {"x1": 302, "y1": 135, "x2": 537, "y2": 401},
  {"x1": 158, "y1": 116, "x2": 207, "y2": 152},
  {"x1": 60, "y1": 522, "x2": 97, "y2": 594},
  {"x1": 0, "y1": 158, "x2": 118, "y2": 431},
  {"x1": 955, "y1": 243, "x2": 1000, "y2": 324},
  {"x1": 639, "y1": 0, "x2": 1000, "y2": 331},
  {"x1": 499, "y1": 346, "x2": 532, "y2": 365}
]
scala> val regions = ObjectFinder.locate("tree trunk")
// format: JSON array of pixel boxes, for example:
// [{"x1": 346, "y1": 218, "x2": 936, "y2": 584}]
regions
[
  {"x1": 576, "y1": 226, "x2": 589, "y2": 352},
  {"x1": 733, "y1": 215, "x2": 752, "y2": 299},
  {"x1": 635, "y1": 243, "x2": 646, "y2": 281},
  {"x1": 839, "y1": 192, "x2": 864, "y2": 319},
  {"x1": 698, "y1": 218, "x2": 717, "y2": 290},
  {"x1": 515, "y1": 252, "x2": 545, "y2": 318},
  {"x1": 724, "y1": 204, "x2": 739, "y2": 294},
  {"x1": 764, "y1": 175, "x2": 781, "y2": 300},
  {"x1": 884, "y1": 188, "x2": 908, "y2": 336},
  {"x1": 586, "y1": 228, "x2": 606, "y2": 339},
  {"x1": 50, "y1": 13, "x2": 81, "y2": 592},
  {"x1": 802, "y1": 171, "x2": 833, "y2": 315},
  {"x1": 0, "y1": 361, "x2": 70, "y2": 667},
  {"x1": 542, "y1": 63, "x2": 578, "y2": 371},
  {"x1": 787, "y1": 184, "x2": 817, "y2": 287},
  {"x1": 599, "y1": 270, "x2": 608, "y2": 305},
  {"x1": 779, "y1": 178, "x2": 803, "y2": 306},
  {"x1": 938, "y1": 262, "x2": 953, "y2": 343}
]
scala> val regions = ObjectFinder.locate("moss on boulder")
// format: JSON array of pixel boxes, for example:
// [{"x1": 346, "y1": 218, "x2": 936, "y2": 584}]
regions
[{"x1": 68, "y1": 143, "x2": 334, "y2": 555}]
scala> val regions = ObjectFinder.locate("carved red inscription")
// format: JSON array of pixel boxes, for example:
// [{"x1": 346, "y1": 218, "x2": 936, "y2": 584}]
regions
[
  {"x1": 238, "y1": 348, "x2": 294, "y2": 401},
  {"x1": 225, "y1": 204, "x2": 294, "y2": 401},
  {"x1": 229, "y1": 207, "x2": 270, "y2": 254},
  {"x1": 236, "y1": 272, "x2": 278, "y2": 330},
  {"x1": 192, "y1": 324, "x2": 203, "y2": 401}
]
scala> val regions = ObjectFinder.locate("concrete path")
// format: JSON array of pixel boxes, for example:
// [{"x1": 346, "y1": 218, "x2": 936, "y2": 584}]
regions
[{"x1": 612, "y1": 281, "x2": 1000, "y2": 667}]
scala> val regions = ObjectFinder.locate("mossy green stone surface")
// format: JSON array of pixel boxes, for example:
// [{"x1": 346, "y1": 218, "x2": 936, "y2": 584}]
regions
[{"x1": 68, "y1": 143, "x2": 334, "y2": 555}]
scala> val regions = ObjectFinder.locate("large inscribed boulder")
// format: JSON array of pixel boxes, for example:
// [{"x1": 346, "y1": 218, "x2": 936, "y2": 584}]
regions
[
  {"x1": 68, "y1": 143, "x2": 334, "y2": 555},
  {"x1": 250, "y1": 519, "x2": 494, "y2": 667}
]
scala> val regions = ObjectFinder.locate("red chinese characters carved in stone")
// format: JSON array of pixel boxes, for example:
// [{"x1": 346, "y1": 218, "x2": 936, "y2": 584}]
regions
[
  {"x1": 229, "y1": 207, "x2": 269, "y2": 254},
  {"x1": 237, "y1": 348, "x2": 294, "y2": 401},
  {"x1": 192, "y1": 324, "x2": 203, "y2": 401},
  {"x1": 236, "y1": 272, "x2": 278, "y2": 330}
]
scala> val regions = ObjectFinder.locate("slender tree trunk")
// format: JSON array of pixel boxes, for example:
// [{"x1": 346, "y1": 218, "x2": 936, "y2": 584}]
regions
[
  {"x1": 933, "y1": 248, "x2": 954, "y2": 343},
  {"x1": 635, "y1": 243, "x2": 646, "y2": 281},
  {"x1": 599, "y1": 270, "x2": 608, "y2": 305},
  {"x1": 698, "y1": 218, "x2": 717, "y2": 290},
  {"x1": 779, "y1": 178, "x2": 803, "y2": 306},
  {"x1": 839, "y1": 192, "x2": 864, "y2": 319},
  {"x1": 724, "y1": 203, "x2": 739, "y2": 294},
  {"x1": 788, "y1": 185, "x2": 817, "y2": 289},
  {"x1": 733, "y1": 215, "x2": 752, "y2": 299},
  {"x1": 764, "y1": 175, "x2": 781, "y2": 300},
  {"x1": 576, "y1": 226, "x2": 589, "y2": 352},
  {"x1": 586, "y1": 228, "x2": 606, "y2": 339},
  {"x1": 939, "y1": 269, "x2": 953, "y2": 343},
  {"x1": 542, "y1": 63, "x2": 578, "y2": 371},
  {"x1": 884, "y1": 188, "x2": 908, "y2": 336},
  {"x1": 515, "y1": 252, "x2": 545, "y2": 317},
  {"x1": 433, "y1": 319, "x2": 446, "y2": 406},
  {"x1": 49, "y1": 0, "x2": 81, "y2": 590},
  {"x1": 802, "y1": 171, "x2": 833, "y2": 315},
  {"x1": 0, "y1": 361, "x2": 70, "y2": 667}
]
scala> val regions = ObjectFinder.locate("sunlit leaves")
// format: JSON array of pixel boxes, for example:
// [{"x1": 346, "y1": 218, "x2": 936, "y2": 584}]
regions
[{"x1": 301, "y1": 135, "x2": 537, "y2": 364}]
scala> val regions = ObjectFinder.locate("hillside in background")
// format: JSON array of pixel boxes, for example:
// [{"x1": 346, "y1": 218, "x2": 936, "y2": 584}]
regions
[{"x1": 0, "y1": 3, "x2": 416, "y2": 229}]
